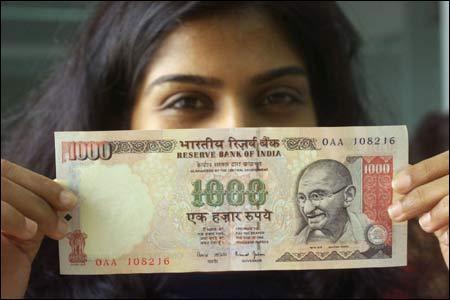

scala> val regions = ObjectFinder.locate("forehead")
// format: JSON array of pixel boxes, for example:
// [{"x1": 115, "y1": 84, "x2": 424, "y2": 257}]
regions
[
  {"x1": 145, "y1": 9, "x2": 306, "y2": 85},
  {"x1": 298, "y1": 168, "x2": 339, "y2": 192}
]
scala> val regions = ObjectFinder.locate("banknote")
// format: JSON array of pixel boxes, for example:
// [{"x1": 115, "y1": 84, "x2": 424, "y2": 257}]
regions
[{"x1": 55, "y1": 126, "x2": 408, "y2": 275}]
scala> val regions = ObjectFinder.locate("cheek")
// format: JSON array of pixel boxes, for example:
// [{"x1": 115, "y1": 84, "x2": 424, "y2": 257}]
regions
[
  {"x1": 299, "y1": 204, "x2": 306, "y2": 214},
  {"x1": 292, "y1": 105, "x2": 317, "y2": 127},
  {"x1": 131, "y1": 114, "x2": 162, "y2": 130},
  {"x1": 130, "y1": 101, "x2": 153, "y2": 129},
  {"x1": 318, "y1": 199, "x2": 341, "y2": 216},
  {"x1": 131, "y1": 105, "x2": 205, "y2": 130},
  {"x1": 259, "y1": 113, "x2": 317, "y2": 127},
  {"x1": 298, "y1": 204, "x2": 310, "y2": 220}
]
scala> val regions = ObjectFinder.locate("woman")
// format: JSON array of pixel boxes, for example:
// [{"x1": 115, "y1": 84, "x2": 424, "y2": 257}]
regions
[{"x1": 1, "y1": 2, "x2": 448, "y2": 298}]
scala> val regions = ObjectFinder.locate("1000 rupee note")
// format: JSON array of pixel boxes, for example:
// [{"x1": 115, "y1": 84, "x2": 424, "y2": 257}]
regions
[{"x1": 55, "y1": 126, "x2": 408, "y2": 275}]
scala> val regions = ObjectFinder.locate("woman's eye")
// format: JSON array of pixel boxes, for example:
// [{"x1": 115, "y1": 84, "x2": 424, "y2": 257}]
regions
[
  {"x1": 260, "y1": 88, "x2": 304, "y2": 107},
  {"x1": 163, "y1": 94, "x2": 212, "y2": 110}
]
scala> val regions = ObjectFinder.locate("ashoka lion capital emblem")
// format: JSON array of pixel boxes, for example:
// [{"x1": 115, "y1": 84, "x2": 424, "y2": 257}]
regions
[{"x1": 67, "y1": 230, "x2": 88, "y2": 265}]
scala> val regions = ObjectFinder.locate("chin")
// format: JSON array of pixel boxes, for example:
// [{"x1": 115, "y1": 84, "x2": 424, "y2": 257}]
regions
[{"x1": 308, "y1": 217, "x2": 327, "y2": 230}]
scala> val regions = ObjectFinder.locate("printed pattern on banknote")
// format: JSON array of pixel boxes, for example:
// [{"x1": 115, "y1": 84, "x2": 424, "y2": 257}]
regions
[{"x1": 55, "y1": 126, "x2": 408, "y2": 275}]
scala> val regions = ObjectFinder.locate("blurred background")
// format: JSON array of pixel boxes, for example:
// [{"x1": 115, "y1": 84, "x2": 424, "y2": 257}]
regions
[{"x1": 1, "y1": 1, "x2": 449, "y2": 134}]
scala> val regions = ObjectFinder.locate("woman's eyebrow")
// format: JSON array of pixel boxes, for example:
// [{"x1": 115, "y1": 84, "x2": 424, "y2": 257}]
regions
[
  {"x1": 250, "y1": 66, "x2": 306, "y2": 85},
  {"x1": 148, "y1": 74, "x2": 224, "y2": 92},
  {"x1": 145, "y1": 65, "x2": 306, "y2": 95}
]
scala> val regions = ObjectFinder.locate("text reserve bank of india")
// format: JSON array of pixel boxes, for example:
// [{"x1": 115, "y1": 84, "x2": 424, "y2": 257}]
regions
[{"x1": 55, "y1": 126, "x2": 408, "y2": 275}]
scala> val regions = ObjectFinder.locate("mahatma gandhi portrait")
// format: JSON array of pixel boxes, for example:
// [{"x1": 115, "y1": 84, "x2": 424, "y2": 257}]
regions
[{"x1": 295, "y1": 159, "x2": 371, "y2": 244}]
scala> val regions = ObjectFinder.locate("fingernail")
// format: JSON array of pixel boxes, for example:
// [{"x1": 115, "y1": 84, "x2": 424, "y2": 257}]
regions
[
  {"x1": 392, "y1": 173, "x2": 411, "y2": 192},
  {"x1": 25, "y1": 218, "x2": 38, "y2": 237},
  {"x1": 60, "y1": 190, "x2": 77, "y2": 207},
  {"x1": 57, "y1": 219, "x2": 69, "y2": 235},
  {"x1": 388, "y1": 203, "x2": 403, "y2": 219},
  {"x1": 419, "y1": 212, "x2": 431, "y2": 228}
]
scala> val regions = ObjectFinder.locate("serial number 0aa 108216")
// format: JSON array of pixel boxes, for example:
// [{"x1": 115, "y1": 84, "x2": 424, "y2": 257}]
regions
[{"x1": 353, "y1": 137, "x2": 396, "y2": 146}]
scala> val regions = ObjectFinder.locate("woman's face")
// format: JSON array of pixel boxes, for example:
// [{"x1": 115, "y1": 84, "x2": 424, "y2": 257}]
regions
[{"x1": 131, "y1": 9, "x2": 317, "y2": 130}]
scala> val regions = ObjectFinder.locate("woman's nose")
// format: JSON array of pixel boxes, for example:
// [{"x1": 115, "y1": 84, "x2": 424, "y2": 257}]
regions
[{"x1": 210, "y1": 99, "x2": 254, "y2": 128}]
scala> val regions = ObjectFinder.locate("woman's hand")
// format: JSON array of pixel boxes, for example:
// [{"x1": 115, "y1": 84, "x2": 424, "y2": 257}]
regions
[
  {"x1": 1, "y1": 159, "x2": 78, "y2": 298},
  {"x1": 388, "y1": 151, "x2": 449, "y2": 269}
]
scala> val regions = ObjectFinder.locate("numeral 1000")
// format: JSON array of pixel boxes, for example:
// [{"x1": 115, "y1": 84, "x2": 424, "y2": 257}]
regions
[
  {"x1": 65, "y1": 141, "x2": 112, "y2": 161},
  {"x1": 192, "y1": 179, "x2": 268, "y2": 207},
  {"x1": 364, "y1": 163, "x2": 391, "y2": 174}
]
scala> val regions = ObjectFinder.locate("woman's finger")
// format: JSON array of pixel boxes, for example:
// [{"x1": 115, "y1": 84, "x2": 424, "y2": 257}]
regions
[
  {"x1": 388, "y1": 175, "x2": 448, "y2": 221},
  {"x1": 1, "y1": 201, "x2": 38, "y2": 240},
  {"x1": 434, "y1": 226, "x2": 449, "y2": 246},
  {"x1": 434, "y1": 226, "x2": 449, "y2": 268},
  {"x1": 392, "y1": 151, "x2": 449, "y2": 194},
  {"x1": 418, "y1": 195, "x2": 449, "y2": 233},
  {"x1": 1, "y1": 159, "x2": 77, "y2": 211},
  {"x1": 1, "y1": 177, "x2": 69, "y2": 240}
]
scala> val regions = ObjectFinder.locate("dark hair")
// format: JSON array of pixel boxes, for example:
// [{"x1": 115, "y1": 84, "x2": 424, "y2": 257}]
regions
[
  {"x1": 2, "y1": 1, "x2": 370, "y2": 176},
  {"x1": 2, "y1": 1, "x2": 433, "y2": 298}
]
